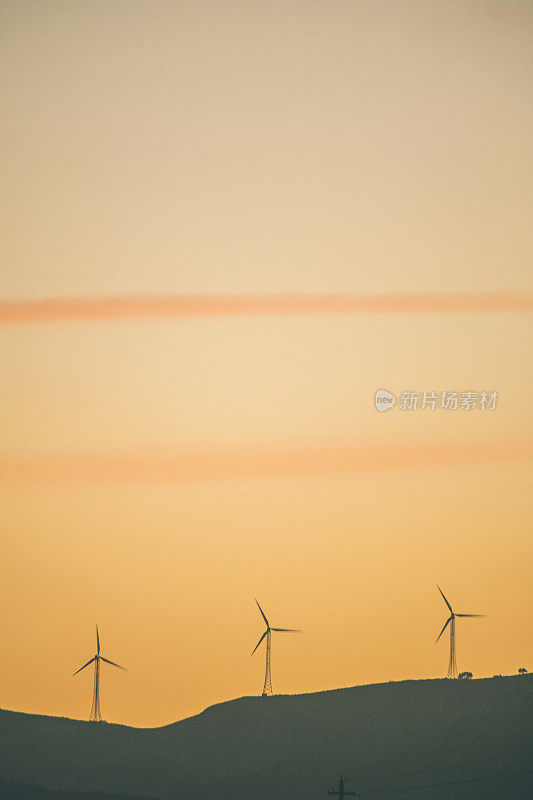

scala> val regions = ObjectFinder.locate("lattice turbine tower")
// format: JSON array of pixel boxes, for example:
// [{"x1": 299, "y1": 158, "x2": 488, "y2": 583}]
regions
[
  {"x1": 435, "y1": 586, "x2": 484, "y2": 679},
  {"x1": 73, "y1": 624, "x2": 126, "y2": 721},
  {"x1": 251, "y1": 600, "x2": 300, "y2": 696}
]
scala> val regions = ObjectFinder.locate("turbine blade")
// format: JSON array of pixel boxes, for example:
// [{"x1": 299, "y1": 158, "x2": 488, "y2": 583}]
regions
[
  {"x1": 436, "y1": 585, "x2": 453, "y2": 614},
  {"x1": 96, "y1": 624, "x2": 100, "y2": 655},
  {"x1": 73, "y1": 656, "x2": 95, "y2": 676},
  {"x1": 250, "y1": 630, "x2": 267, "y2": 656},
  {"x1": 455, "y1": 613, "x2": 486, "y2": 618},
  {"x1": 255, "y1": 599, "x2": 270, "y2": 628},
  {"x1": 271, "y1": 628, "x2": 301, "y2": 632},
  {"x1": 100, "y1": 656, "x2": 126, "y2": 670},
  {"x1": 436, "y1": 616, "x2": 452, "y2": 643}
]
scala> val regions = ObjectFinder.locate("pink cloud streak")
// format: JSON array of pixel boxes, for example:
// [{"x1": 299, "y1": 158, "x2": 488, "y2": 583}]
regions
[
  {"x1": 1, "y1": 292, "x2": 532, "y2": 323},
  {"x1": 0, "y1": 442, "x2": 530, "y2": 484}
]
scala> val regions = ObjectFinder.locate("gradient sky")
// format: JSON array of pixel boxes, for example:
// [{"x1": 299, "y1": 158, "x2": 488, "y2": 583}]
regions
[{"x1": 1, "y1": 0, "x2": 532, "y2": 728}]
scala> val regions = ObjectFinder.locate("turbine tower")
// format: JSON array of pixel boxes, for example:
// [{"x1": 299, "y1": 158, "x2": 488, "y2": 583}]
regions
[
  {"x1": 436, "y1": 586, "x2": 485, "y2": 679},
  {"x1": 251, "y1": 599, "x2": 300, "y2": 697},
  {"x1": 73, "y1": 624, "x2": 126, "y2": 721}
]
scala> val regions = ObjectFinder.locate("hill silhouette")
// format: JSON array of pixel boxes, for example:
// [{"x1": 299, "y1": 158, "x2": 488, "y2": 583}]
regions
[
  {"x1": 1, "y1": 676, "x2": 531, "y2": 799},
  {"x1": 0, "y1": 782, "x2": 159, "y2": 800}
]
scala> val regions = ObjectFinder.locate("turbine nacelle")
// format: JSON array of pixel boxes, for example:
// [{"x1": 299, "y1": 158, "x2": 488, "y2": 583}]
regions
[
  {"x1": 73, "y1": 625, "x2": 126, "y2": 675},
  {"x1": 435, "y1": 585, "x2": 485, "y2": 638},
  {"x1": 250, "y1": 599, "x2": 301, "y2": 655}
]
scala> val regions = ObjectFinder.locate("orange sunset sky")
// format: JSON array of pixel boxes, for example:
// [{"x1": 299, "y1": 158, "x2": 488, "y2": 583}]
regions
[{"x1": 1, "y1": 1, "x2": 532, "y2": 728}]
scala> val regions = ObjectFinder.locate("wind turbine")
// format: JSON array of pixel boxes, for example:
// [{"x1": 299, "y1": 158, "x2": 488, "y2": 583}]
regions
[
  {"x1": 73, "y1": 624, "x2": 126, "y2": 721},
  {"x1": 251, "y1": 599, "x2": 300, "y2": 697},
  {"x1": 436, "y1": 586, "x2": 485, "y2": 679}
]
